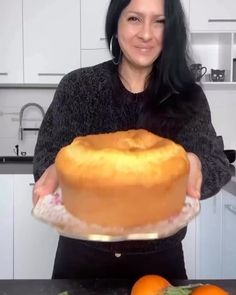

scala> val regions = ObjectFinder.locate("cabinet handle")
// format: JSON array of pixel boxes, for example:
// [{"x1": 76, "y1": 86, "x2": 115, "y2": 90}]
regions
[
  {"x1": 29, "y1": 183, "x2": 35, "y2": 186},
  {"x1": 38, "y1": 73, "x2": 65, "y2": 76},
  {"x1": 0, "y1": 72, "x2": 8, "y2": 75},
  {"x1": 225, "y1": 204, "x2": 236, "y2": 216},
  {"x1": 99, "y1": 37, "x2": 107, "y2": 41},
  {"x1": 208, "y1": 19, "x2": 236, "y2": 23}
]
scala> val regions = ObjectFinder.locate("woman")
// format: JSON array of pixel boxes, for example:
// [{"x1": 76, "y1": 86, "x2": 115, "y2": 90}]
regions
[{"x1": 33, "y1": 0, "x2": 231, "y2": 280}]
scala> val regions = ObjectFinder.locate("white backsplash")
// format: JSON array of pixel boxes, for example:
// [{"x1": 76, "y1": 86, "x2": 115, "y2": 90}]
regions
[
  {"x1": 203, "y1": 86, "x2": 236, "y2": 150},
  {"x1": 0, "y1": 86, "x2": 235, "y2": 157},
  {"x1": 0, "y1": 88, "x2": 55, "y2": 156}
]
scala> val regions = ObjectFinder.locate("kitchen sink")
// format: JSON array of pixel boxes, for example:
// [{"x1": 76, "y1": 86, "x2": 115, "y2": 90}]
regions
[{"x1": 0, "y1": 156, "x2": 33, "y2": 163}]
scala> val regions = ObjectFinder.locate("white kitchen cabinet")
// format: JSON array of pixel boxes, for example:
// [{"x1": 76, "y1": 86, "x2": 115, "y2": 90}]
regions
[
  {"x1": 190, "y1": 0, "x2": 236, "y2": 32},
  {"x1": 196, "y1": 192, "x2": 223, "y2": 279},
  {"x1": 23, "y1": 0, "x2": 81, "y2": 84},
  {"x1": 81, "y1": 0, "x2": 110, "y2": 50},
  {"x1": 13, "y1": 174, "x2": 58, "y2": 279},
  {"x1": 183, "y1": 218, "x2": 197, "y2": 279},
  {"x1": 80, "y1": 0, "x2": 111, "y2": 68},
  {"x1": 196, "y1": 190, "x2": 236, "y2": 279},
  {"x1": 81, "y1": 49, "x2": 111, "y2": 68},
  {"x1": 0, "y1": 0, "x2": 23, "y2": 84},
  {"x1": 221, "y1": 190, "x2": 236, "y2": 279},
  {"x1": 189, "y1": 1, "x2": 236, "y2": 85},
  {"x1": 0, "y1": 175, "x2": 14, "y2": 279},
  {"x1": 233, "y1": 34, "x2": 236, "y2": 82}
]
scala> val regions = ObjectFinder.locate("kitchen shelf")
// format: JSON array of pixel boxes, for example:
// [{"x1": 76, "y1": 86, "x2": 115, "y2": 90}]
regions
[
  {"x1": 200, "y1": 82, "x2": 236, "y2": 91},
  {"x1": 202, "y1": 82, "x2": 236, "y2": 85},
  {"x1": 191, "y1": 32, "x2": 235, "y2": 83}
]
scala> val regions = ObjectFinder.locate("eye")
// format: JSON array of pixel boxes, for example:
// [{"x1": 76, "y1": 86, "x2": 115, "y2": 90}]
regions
[
  {"x1": 127, "y1": 16, "x2": 139, "y2": 22},
  {"x1": 155, "y1": 18, "x2": 165, "y2": 24}
]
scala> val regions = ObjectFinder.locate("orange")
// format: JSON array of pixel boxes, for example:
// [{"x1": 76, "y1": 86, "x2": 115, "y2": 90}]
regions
[
  {"x1": 191, "y1": 284, "x2": 229, "y2": 295},
  {"x1": 130, "y1": 274, "x2": 170, "y2": 295}
]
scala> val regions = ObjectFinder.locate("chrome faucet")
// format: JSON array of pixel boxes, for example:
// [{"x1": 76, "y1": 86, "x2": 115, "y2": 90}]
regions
[{"x1": 19, "y1": 103, "x2": 45, "y2": 140}]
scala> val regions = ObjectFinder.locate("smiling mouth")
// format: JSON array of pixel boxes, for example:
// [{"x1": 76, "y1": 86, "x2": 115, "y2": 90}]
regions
[
  {"x1": 136, "y1": 47, "x2": 153, "y2": 53},
  {"x1": 137, "y1": 46, "x2": 152, "y2": 49}
]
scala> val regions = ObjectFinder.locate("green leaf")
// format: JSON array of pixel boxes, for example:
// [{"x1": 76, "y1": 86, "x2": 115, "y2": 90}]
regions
[{"x1": 164, "y1": 284, "x2": 203, "y2": 295}]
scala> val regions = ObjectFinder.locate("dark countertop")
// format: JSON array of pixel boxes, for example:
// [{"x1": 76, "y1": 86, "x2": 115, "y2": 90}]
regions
[
  {"x1": 0, "y1": 163, "x2": 33, "y2": 174},
  {"x1": 0, "y1": 279, "x2": 235, "y2": 295},
  {"x1": 0, "y1": 161, "x2": 235, "y2": 196},
  {"x1": 0, "y1": 156, "x2": 33, "y2": 174}
]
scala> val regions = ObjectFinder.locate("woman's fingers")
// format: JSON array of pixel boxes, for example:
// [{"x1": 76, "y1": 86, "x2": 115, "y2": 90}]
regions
[
  {"x1": 32, "y1": 164, "x2": 58, "y2": 206},
  {"x1": 186, "y1": 152, "x2": 202, "y2": 199}
]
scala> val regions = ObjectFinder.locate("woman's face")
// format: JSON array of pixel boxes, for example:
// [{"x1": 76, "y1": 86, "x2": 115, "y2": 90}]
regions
[{"x1": 117, "y1": 0, "x2": 165, "y2": 71}]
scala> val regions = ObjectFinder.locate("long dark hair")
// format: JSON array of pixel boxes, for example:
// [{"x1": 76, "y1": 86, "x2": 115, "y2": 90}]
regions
[{"x1": 105, "y1": 0, "x2": 195, "y2": 105}]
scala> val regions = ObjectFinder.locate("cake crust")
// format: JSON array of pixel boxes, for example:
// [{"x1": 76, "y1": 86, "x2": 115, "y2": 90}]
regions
[{"x1": 55, "y1": 129, "x2": 189, "y2": 228}]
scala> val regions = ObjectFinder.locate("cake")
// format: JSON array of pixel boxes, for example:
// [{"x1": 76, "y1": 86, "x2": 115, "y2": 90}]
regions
[{"x1": 55, "y1": 129, "x2": 189, "y2": 228}]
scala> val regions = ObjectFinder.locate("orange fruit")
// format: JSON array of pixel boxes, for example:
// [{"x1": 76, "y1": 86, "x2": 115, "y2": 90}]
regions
[
  {"x1": 191, "y1": 284, "x2": 229, "y2": 295},
  {"x1": 130, "y1": 274, "x2": 170, "y2": 295}
]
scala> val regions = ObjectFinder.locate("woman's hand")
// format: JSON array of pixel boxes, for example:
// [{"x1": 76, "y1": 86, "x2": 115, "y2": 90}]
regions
[
  {"x1": 186, "y1": 152, "x2": 202, "y2": 199},
  {"x1": 32, "y1": 163, "x2": 58, "y2": 206}
]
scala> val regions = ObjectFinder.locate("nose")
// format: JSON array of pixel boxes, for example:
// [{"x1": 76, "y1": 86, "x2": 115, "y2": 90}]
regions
[{"x1": 138, "y1": 22, "x2": 152, "y2": 41}]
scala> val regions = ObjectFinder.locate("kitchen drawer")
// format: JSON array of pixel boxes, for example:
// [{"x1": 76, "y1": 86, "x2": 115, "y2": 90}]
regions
[{"x1": 190, "y1": 0, "x2": 236, "y2": 31}]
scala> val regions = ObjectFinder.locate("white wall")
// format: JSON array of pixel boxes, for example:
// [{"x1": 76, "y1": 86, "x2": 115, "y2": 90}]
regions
[
  {"x1": 0, "y1": 86, "x2": 235, "y2": 156},
  {"x1": 0, "y1": 88, "x2": 55, "y2": 156},
  {"x1": 204, "y1": 86, "x2": 236, "y2": 150}
]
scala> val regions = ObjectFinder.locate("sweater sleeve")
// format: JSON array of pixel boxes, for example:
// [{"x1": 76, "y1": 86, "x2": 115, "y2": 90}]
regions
[
  {"x1": 33, "y1": 74, "x2": 79, "y2": 182},
  {"x1": 176, "y1": 87, "x2": 232, "y2": 199}
]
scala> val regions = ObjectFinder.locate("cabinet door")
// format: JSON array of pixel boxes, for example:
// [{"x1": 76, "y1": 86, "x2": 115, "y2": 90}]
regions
[
  {"x1": 0, "y1": 175, "x2": 14, "y2": 279},
  {"x1": 81, "y1": 0, "x2": 110, "y2": 49},
  {"x1": 81, "y1": 49, "x2": 111, "y2": 68},
  {"x1": 190, "y1": 0, "x2": 236, "y2": 31},
  {"x1": 14, "y1": 175, "x2": 58, "y2": 279},
  {"x1": 196, "y1": 192, "x2": 223, "y2": 279},
  {"x1": 23, "y1": 0, "x2": 80, "y2": 84},
  {"x1": 221, "y1": 191, "x2": 236, "y2": 279},
  {"x1": 182, "y1": 218, "x2": 196, "y2": 279},
  {"x1": 0, "y1": 0, "x2": 23, "y2": 84}
]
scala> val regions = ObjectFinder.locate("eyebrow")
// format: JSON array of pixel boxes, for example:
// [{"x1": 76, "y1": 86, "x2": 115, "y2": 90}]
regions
[{"x1": 125, "y1": 11, "x2": 165, "y2": 18}]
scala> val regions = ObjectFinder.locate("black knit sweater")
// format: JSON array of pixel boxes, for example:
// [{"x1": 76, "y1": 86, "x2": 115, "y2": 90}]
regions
[{"x1": 33, "y1": 60, "x2": 231, "y2": 252}]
